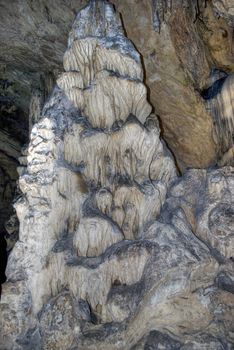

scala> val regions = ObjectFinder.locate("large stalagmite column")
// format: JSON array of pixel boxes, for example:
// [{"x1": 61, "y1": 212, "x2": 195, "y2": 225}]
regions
[
  {"x1": 0, "y1": 1, "x2": 176, "y2": 349},
  {"x1": 1, "y1": 2, "x2": 234, "y2": 350}
]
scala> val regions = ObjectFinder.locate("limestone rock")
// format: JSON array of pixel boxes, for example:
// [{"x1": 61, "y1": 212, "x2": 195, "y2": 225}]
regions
[
  {"x1": 76, "y1": 166, "x2": 234, "y2": 349},
  {"x1": 197, "y1": 2, "x2": 234, "y2": 72},
  {"x1": 111, "y1": 0, "x2": 218, "y2": 169},
  {"x1": 0, "y1": 104, "x2": 25, "y2": 234},
  {"x1": 1, "y1": 0, "x2": 233, "y2": 169},
  {"x1": 4, "y1": 212, "x2": 19, "y2": 252},
  {"x1": 0, "y1": 2, "x2": 176, "y2": 348},
  {"x1": 167, "y1": 166, "x2": 234, "y2": 260},
  {"x1": 213, "y1": 0, "x2": 234, "y2": 26},
  {"x1": 73, "y1": 217, "x2": 124, "y2": 256},
  {"x1": 0, "y1": 2, "x2": 234, "y2": 350},
  {"x1": 203, "y1": 73, "x2": 234, "y2": 165}
]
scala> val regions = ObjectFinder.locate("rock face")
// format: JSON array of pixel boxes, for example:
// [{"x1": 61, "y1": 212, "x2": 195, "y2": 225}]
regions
[
  {"x1": 203, "y1": 72, "x2": 234, "y2": 166},
  {"x1": 212, "y1": 0, "x2": 234, "y2": 26},
  {"x1": 0, "y1": 1, "x2": 234, "y2": 349},
  {"x1": 109, "y1": 0, "x2": 234, "y2": 171},
  {"x1": 1, "y1": 0, "x2": 234, "y2": 171},
  {"x1": 0, "y1": 102, "x2": 26, "y2": 235},
  {"x1": 102, "y1": 0, "x2": 231, "y2": 169}
]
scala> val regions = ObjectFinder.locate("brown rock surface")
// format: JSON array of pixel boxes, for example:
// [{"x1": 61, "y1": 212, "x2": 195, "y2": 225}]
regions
[
  {"x1": 109, "y1": 0, "x2": 218, "y2": 169},
  {"x1": 197, "y1": 2, "x2": 234, "y2": 72}
]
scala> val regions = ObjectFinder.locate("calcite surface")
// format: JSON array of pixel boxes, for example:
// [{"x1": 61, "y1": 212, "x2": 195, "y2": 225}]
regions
[
  {"x1": 0, "y1": 0, "x2": 233, "y2": 170},
  {"x1": 0, "y1": 1, "x2": 234, "y2": 350}
]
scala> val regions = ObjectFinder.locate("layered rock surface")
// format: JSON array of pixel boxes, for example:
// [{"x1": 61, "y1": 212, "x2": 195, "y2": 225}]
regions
[
  {"x1": 0, "y1": 101, "x2": 27, "y2": 237},
  {"x1": 0, "y1": 1, "x2": 234, "y2": 350},
  {"x1": 110, "y1": 0, "x2": 234, "y2": 169},
  {"x1": 203, "y1": 72, "x2": 234, "y2": 166},
  {"x1": 1, "y1": 0, "x2": 234, "y2": 170}
]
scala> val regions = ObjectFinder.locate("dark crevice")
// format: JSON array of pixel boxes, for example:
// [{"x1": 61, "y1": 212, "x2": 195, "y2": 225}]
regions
[
  {"x1": 201, "y1": 76, "x2": 228, "y2": 100},
  {"x1": 0, "y1": 234, "x2": 7, "y2": 298},
  {"x1": 0, "y1": 100, "x2": 29, "y2": 294}
]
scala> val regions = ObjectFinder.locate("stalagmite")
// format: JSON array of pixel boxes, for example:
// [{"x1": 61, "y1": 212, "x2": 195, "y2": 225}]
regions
[
  {"x1": 0, "y1": 1, "x2": 234, "y2": 350},
  {"x1": 0, "y1": 1, "x2": 176, "y2": 348}
]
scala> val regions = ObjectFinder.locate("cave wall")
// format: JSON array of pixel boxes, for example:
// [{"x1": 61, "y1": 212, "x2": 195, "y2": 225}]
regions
[{"x1": 111, "y1": 0, "x2": 234, "y2": 169}]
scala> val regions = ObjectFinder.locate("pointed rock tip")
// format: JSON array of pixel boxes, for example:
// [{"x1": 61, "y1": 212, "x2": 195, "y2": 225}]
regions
[
  {"x1": 67, "y1": 0, "x2": 141, "y2": 63},
  {"x1": 68, "y1": 0, "x2": 123, "y2": 44}
]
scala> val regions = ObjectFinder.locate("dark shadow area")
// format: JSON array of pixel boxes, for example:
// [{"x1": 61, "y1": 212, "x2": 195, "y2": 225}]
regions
[
  {"x1": 0, "y1": 232, "x2": 7, "y2": 299},
  {"x1": 201, "y1": 76, "x2": 228, "y2": 100},
  {"x1": 0, "y1": 99, "x2": 27, "y2": 299}
]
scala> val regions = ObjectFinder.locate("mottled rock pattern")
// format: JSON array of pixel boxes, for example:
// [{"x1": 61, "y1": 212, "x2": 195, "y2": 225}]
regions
[
  {"x1": 111, "y1": 0, "x2": 218, "y2": 169},
  {"x1": 203, "y1": 73, "x2": 234, "y2": 165},
  {"x1": 0, "y1": 102, "x2": 26, "y2": 235},
  {"x1": 0, "y1": 0, "x2": 234, "y2": 170},
  {"x1": 197, "y1": 2, "x2": 234, "y2": 72},
  {"x1": 0, "y1": 1, "x2": 234, "y2": 350},
  {"x1": 0, "y1": 0, "x2": 87, "y2": 112},
  {"x1": 0, "y1": 2, "x2": 176, "y2": 348},
  {"x1": 213, "y1": 0, "x2": 234, "y2": 26}
]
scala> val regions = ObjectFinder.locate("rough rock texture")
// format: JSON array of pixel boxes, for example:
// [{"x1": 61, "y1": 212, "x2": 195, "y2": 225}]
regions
[
  {"x1": 0, "y1": 1, "x2": 86, "y2": 239},
  {"x1": 212, "y1": 0, "x2": 234, "y2": 26},
  {"x1": 203, "y1": 72, "x2": 234, "y2": 166},
  {"x1": 0, "y1": 0, "x2": 87, "y2": 113},
  {"x1": 1, "y1": 2, "x2": 234, "y2": 349},
  {"x1": 110, "y1": 0, "x2": 233, "y2": 169},
  {"x1": 197, "y1": 2, "x2": 234, "y2": 72},
  {"x1": 0, "y1": 102, "x2": 26, "y2": 234},
  {"x1": 0, "y1": 0, "x2": 234, "y2": 172}
]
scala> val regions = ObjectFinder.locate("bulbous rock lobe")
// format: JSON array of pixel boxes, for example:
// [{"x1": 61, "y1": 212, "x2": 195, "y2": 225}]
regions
[{"x1": 58, "y1": 0, "x2": 149, "y2": 130}]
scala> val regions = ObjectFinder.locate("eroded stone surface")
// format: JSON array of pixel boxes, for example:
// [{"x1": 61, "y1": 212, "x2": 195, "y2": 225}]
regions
[
  {"x1": 203, "y1": 73, "x2": 234, "y2": 166},
  {"x1": 0, "y1": 2, "x2": 234, "y2": 350},
  {"x1": 1, "y1": 0, "x2": 234, "y2": 170},
  {"x1": 213, "y1": 0, "x2": 234, "y2": 26}
]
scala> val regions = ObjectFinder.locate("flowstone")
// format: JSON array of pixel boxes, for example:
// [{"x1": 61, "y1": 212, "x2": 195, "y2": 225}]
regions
[{"x1": 0, "y1": 1, "x2": 233, "y2": 349}]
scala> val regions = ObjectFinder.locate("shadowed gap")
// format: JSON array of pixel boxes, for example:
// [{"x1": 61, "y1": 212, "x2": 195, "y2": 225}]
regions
[{"x1": 0, "y1": 232, "x2": 7, "y2": 298}]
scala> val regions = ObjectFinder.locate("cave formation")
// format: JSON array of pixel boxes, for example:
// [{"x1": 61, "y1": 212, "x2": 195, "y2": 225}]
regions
[{"x1": 0, "y1": 0, "x2": 234, "y2": 349}]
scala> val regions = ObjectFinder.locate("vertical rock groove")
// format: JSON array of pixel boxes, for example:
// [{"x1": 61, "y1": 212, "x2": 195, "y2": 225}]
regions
[{"x1": 203, "y1": 73, "x2": 234, "y2": 165}]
